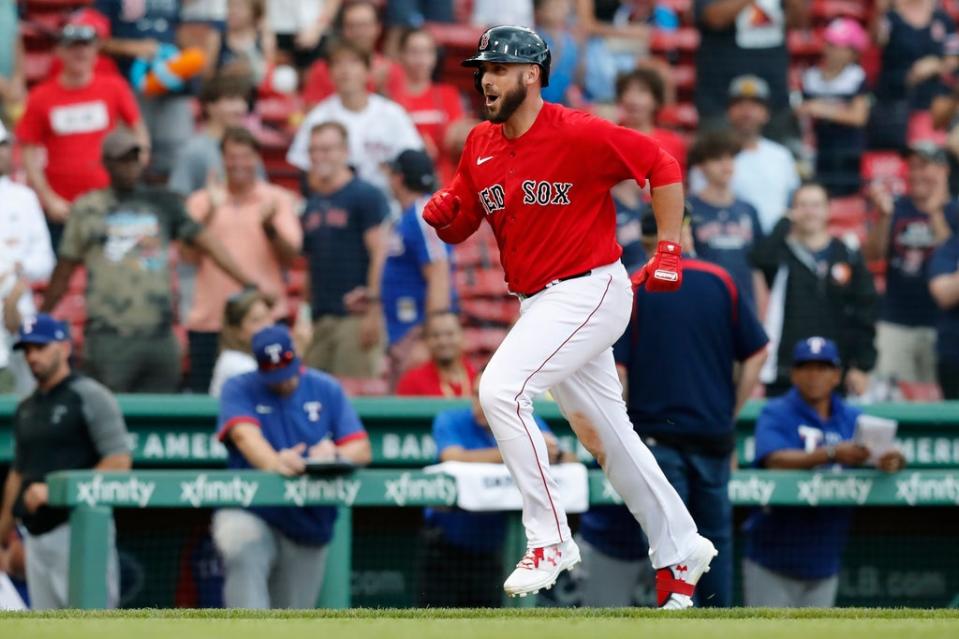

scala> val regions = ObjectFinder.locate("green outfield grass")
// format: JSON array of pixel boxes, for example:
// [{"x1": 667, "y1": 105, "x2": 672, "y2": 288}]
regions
[{"x1": 2, "y1": 608, "x2": 959, "y2": 639}]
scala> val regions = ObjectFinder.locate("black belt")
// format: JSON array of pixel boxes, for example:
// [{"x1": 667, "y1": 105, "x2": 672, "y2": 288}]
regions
[{"x1": 516, "y1": 270, "x2": 592, "y2": 300}]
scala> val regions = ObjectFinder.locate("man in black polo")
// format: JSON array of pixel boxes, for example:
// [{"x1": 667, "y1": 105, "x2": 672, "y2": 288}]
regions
[{"x1": 0, "y1": 314, "x2": 130, "y2": 609}]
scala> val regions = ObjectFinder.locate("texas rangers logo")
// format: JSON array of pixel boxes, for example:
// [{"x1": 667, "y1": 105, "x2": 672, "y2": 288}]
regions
[
  {"x1": 304, "y1": 401, "x2": 323, "y2": 422},
  {"x1": 264, "y1": 343, "x2": 284, "y2": 363},
  {"x1": 479, "y1": 32, "x2": 490, "y2": 50}
]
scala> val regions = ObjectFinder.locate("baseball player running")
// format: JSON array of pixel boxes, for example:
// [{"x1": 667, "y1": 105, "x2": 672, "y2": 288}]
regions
[{"x1": 421, "y1": 26, "x2": 716, "y2": 608}]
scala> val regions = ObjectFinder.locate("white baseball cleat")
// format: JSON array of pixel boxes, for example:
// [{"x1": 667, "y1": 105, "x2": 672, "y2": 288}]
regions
[
  {"x1": 656, "y1": 535, "x2": 718, "y2": 610},
  {"x1": 503, "y1": 539, "x2": 581, "y2": 598}
]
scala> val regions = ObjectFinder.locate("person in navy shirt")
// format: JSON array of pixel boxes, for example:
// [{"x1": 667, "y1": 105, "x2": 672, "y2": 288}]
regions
[
  {"x1": 573, "y1": 214, "x2": 768, "y2": 607},
  {"x1": 300, "y1": 121, "x2": 389, "y2": 378},
  {"x1": 213, "y1": 324, "x2": 372, "y2": 609},
  {"x1": 865, "y1": 142, "x2": 959, "y2": 386},
  {"x1": 383, "y1": 149, "x2": 453, "y2": 372},
  {"x1": 687, "y1": 130, "x2": 765, "y2": 308},
  {"x1": 928, "y1": 234, "x2": 959, "y2": 397},
  {"x1": 743, "y1": 337, "x2": 905, "y2": 608},
  {"x1": 798, "y1": 18, "x2": 871, "y2": 197},
  {"x1": 419, "y1": 372, "x2": 568, "y2": 608}
]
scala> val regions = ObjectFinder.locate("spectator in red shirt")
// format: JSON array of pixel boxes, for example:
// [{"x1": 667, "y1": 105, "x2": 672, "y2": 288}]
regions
[
  {"x1": 616, "y1": 68, "x2": 687, "y2": 177},
  {"x1": 16, "y1": 17, "x2": 148, "y2": 250},
  {"x1": 392, "y1": 28, "x2": 475, "y2": 186},
  {"x1": 302, "y1": 1, "x2": 405, "y2": 107},
  {"x1": 396, "y1": 310, "x2": 477, "y2": 397}
]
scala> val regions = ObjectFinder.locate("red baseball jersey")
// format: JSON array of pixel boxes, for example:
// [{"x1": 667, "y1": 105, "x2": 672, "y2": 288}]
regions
[{"x1": 439, "y1": 102, "x2": 682, "y2": 295}]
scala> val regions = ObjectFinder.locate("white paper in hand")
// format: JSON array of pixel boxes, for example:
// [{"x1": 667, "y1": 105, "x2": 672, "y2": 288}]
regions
[{"x1": 854, "y1": 414, "x2": 898, "y2": 465}]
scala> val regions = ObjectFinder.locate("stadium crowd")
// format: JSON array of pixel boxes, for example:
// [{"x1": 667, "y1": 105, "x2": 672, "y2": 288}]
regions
[{"x1": 0, "y1": 0, "x2": 951, "y2": 610}]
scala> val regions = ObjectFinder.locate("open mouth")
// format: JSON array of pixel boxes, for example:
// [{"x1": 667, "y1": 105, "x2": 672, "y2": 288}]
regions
[{"x1": 484, "y1": 92, "x2": 500, "y2": 109}]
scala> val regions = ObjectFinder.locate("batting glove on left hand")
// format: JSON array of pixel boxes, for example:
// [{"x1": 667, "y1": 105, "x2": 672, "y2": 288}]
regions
[{"x1": 633, "y1": 240, "x2": 683, "y2": 292}]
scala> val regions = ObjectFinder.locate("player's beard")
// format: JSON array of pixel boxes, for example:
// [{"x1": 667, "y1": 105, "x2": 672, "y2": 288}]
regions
[{"x1": 485, "y1": 80, "x2": 527, "y2": 124}]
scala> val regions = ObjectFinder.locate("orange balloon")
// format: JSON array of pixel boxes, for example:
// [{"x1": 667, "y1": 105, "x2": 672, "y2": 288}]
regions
[{"x1": 143, "y1": 48, "x2": 206, "y2": 96}]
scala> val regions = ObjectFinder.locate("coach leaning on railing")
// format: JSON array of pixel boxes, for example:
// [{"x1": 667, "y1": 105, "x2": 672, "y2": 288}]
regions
[{"x1": 211, "y1": 324, "x2": 371, "y2": 609}]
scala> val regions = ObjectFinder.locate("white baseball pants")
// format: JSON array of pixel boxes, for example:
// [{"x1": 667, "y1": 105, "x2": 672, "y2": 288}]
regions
[{"x1": 479, "y1": 261, "x2": 699, "y2": 568}]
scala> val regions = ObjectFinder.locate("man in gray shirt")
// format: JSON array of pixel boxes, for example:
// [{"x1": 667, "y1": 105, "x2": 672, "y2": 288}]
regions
[
  {"x1": 168, "y1": 75, "x2": 251, "y2": 197},
  {"x1": 0, "y1": 314, "x2": 131, "y2": 609}
]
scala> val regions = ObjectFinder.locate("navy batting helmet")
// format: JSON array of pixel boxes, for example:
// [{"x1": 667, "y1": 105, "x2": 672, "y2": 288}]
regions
[{"x1": 462, "y1": 25, "x2": 551, "y2": 92}]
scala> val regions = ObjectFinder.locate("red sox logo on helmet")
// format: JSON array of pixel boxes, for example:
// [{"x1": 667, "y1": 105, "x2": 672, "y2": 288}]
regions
[{"x1": 480, "y1": 32, "x2": 490, "y2": 50}]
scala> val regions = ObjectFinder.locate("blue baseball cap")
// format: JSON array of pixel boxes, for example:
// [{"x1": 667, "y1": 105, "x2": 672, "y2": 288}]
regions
[
  {"x1": 792, "y1": 336, "x2": 841, "y2": 367},
  {"x1": 13, "y1": 314, "x2": 70, "y2": 350},
  {"x1": 252, "y1": 325, "x2": 301, "y2": 384}
]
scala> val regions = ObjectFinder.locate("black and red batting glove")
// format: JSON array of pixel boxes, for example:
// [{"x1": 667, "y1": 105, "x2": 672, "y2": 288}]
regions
[
  {"x1": 633, "y1": 240, "x2": 683, "y2": 292},
  {"x1": 422, "y1": 190, "x2": 461, "y2": 229}
]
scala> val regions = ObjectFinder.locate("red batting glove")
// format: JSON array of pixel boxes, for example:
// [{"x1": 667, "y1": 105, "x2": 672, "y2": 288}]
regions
[
  {"x1": 633, "y1": 240, "x2": 683, "y2": 292},
  {"x1": 422, "y1": 190, "x2": 461, "y2": 229}
]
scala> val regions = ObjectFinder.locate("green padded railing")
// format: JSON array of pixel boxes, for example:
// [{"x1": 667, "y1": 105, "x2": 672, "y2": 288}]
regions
[{"x1": 4, "y1": 397, "x2": 959, "y2": 467}]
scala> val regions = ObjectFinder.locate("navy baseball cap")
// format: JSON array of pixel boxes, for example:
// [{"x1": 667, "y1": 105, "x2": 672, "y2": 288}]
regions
[
  {"x1": 390, "y1": 149, "x2": 437, "y2": 193},
  {"x1": 792, "y1": 336, "x2": 841, "y2": 367},
  {"x1": 13, "y1": 314, "x2": 70, "y2": 350},
  {"x1": 252, "y1": 325, "x2": 301, "y2": 384}
]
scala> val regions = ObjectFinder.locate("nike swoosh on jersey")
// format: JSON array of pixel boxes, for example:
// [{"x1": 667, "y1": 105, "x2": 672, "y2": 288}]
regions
[{"x1": 477, "y1": 156, "x2": 495, "y2": 165}]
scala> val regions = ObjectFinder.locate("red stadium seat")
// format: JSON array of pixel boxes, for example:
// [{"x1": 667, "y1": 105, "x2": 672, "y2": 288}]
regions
[
  {"x1": 861, "y1": 152, "x2": 908, "y2": 195},
  {"x1": 24, "y1": 51, "x2": 54, "y2": 85},
  {"x1": 455, "y1": 268, "x2": 510, "y2": 299},
  {"x1": 827, "y1": 196, "x2": 867, "y2": 243},
  {"x1": 898, "y1": 381, "x2": 943, "y2": 402},
  {"x1": 459, "y1": 298, "x2": 519, "y2": 325},
  {"x1": 829, "y1": 195, "x2": 867, "y2": 225},
  {"x1": 25, "y1": 0, "x2": 94, "y2": 8},
  {"x1": 658, "y1": 102, "x2": 698, "y2": 130},
  {"x1": 286, "y1": 268, "x2": 307, "y2": 297},
  {"x1": 337, "y1": 377, "x2": 390, "y2": 397},
  {"x1": 788, "y1": 29, "x2": 825, "y2": 58},
  {"x1": 462, "y1": 327, "x2": 509, "y2": 354},
  {"x1": 424, "y1": 22, "x2": 485, "y2": 50},
  {"x1": 68, "y1": 268, "x2": 88, "y2": 295},
  {"x1": 53, "y1": 293, "x2": 86, "y2": 325},
  {"x1": 810, "y1": 0, "x2": 868, "y2": 23},
  {"x1": 649, "y1": 27, "x2": 700, "y2": 54},
  {"x1": 671, "y1": 64, "x2": 696, "y2": 93}
]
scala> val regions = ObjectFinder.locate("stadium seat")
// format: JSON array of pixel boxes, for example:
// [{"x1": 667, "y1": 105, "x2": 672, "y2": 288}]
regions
[
  {"x1": 53, "y1": 293, "x2": 86, "y2": 326},
  {"x1": 907, "y1": 110, "x2": 948, "y2": 146},
  {"x1": 23, "y1": 51, "x2": 54, "y2": 85},
  {"x1": 455, "y1": 268, "x2": 510, "y2": 299},
  {"x1": 459, "y1": 298, "x2": 519, "y2": 325},
  {"x1": 285, "y1": 268, "x2": 307, "y2": 297},
  {"x1": 829, "y1": 195, "x2": 867, "y2": 225},
  {"x1": 256, "y1": 97, "x2": 300, "y2": 130},
  {"x1": 810, "y1": 0, "x2": 868, "y2": 23},
  {"x1": 337, "y1": 377, "x2": 390, "y2": 397},
  {"x1": 898, "y1": 381, "x2": 943, "y2": 402},
  {"x1": 462, "y1": 326, "x2": 509, "y2": 354},
  {"x1": 649, "y1": 27, "x2": 700, "y2": 54},
  {"x1": 861, "y1": 151, "x2": 908, "y2": 195},
  {"x1": 25, "y1": 0, "x2": 94, "y2": 8},
  {"x1": 671, "y1": 64, "x2": 696, "y2": 94},
  {"x1": 658, "y1": 102, "x2": 698, "y2": 130},
  {"x1": 788, "y1": 29, "x2": 825, "y2": 58}
]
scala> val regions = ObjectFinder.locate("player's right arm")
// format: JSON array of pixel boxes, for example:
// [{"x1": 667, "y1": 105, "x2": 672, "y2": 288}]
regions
[{"x1": 423, "y1": 135, "x2": 484, "y2": 244}]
